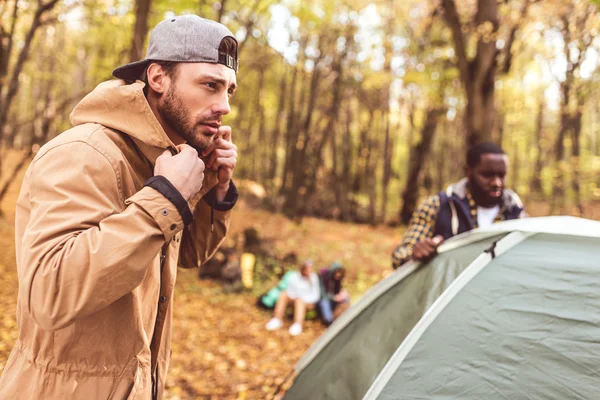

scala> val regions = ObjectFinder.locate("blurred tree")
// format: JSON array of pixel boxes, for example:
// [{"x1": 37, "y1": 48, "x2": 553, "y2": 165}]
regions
[
  {"x1": 129, "y1": 0, "x2": 152, "y2": 62},
  {"x1": 439, "y1": 0, "x2": 535, "y2": 148}
]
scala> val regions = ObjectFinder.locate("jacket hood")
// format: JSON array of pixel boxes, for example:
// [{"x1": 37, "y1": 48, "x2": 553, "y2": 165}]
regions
[
  {"x1": 70, "y1": 80, "x2": 175, "y2": 164},
  {"x1": 446, "y1": 178, "x2": 523, "y2": 211}
]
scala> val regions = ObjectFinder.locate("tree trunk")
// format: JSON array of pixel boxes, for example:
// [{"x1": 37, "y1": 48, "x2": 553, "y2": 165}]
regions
[
  {"x1": 441, "y1": 0, "x2": 505, "y2": 148},
  {"x1": 400, "y1": 107, "x2": 444, "y2": 224},
  {"x1": 330, "y1": 117, "x2": 341, "y2": 216},
  {"x1": 0, "y1": 0, "x2": 19, "y2": 106},
  {"x1": 465, "y1": 78, "x2": 496, "y2": 148},
  {"x1": 268, "y1": 65, "x2": 288, "y2": 194},
  {"x1": 551, "y1": 81, "x2": 570, "y2": 214},
  {"x1": 249, "y1": 67, "x2": 265, "y2": 180},
  {"x1": 571, "y1": 106, "x2": 584, "y2": 215},
  {"x1": 129, "y1": 0, "x2": 152, "y2": 62},
  {"x1": 216, "y1": 0, "x2": 228, "y2": 22},
  {"x1": 285, "y1": 39, "x2": 323, "y2": 218},
  {"x1": 367, "y1": 112, "x2": 379, "y2": 226},
  {"x1": 352, "y1": 109, "x2": 374, "y2": 197},
  {"x1": 496, "y1": 108, "x2": 504, "y2": 147},
  {"x1": 511, "y1": 137, "x2": 520, "y2": 190},
  {"x1": 530, "y1": 99, "x2": 545, "y2": 196},
  {"x1": 380, "y1": 112, "x2": 393, "y2": 223},
  {"x1": 304, "y1": 40, "x2": 346, "y2": 216},
  {"x1": 379, "y1": 0, "x2": 395, "y2": 223},
  {"x1": 279, "y1": 40, "x2": 305, "y2": 198},
  {"x1": 435, "y1": 129, "x2": 447, "y2": 191},
  {"x1": 341, "y1": 99, "x2": 353, "y2": 221}
]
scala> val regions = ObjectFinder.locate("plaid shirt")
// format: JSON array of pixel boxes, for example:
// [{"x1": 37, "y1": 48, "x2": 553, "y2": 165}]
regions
[{"x1": 392, "y1": 189, "x2": 506, "y2": 269}]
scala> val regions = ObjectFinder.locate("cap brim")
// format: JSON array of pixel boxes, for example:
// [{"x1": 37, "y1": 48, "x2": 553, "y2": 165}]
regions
[{"x1": 112, "y1": 59, "x2": 151, "y2": 81}]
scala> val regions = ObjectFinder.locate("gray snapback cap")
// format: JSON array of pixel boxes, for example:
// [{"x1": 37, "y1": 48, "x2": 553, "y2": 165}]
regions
[{"x1": 113, "y1": 14, "x2": 238, "y2": 81}]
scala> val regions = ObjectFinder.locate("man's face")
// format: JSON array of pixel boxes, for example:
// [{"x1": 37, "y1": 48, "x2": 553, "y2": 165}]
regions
[
  {"x1": 158, "y1": 62, "x2": 237, "y2": 151},
  {"x1": 301, "y1": 264, "x2": 313, "y2": 277},
  {"x1": 466, "y1": 153, "x2": 509, "y2": 207}
]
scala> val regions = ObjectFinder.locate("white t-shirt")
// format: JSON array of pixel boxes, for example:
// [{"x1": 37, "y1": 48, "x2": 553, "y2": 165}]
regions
[
  {"x1": 477, "y1": 205, "x2": 500, "y2": 228},
  {"x1": 286, "y1": 271, "x2": 320, "y2": 304}
]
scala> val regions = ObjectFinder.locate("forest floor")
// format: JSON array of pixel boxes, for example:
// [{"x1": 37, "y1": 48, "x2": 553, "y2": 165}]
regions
[{"x1": 0, "y1": 152, "x2": 401, "y2": 399}]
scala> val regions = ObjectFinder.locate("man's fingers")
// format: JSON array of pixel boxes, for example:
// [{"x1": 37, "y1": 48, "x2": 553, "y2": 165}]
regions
[
  {"x1": 156, "y1": 149, "x2": 173, "y2": 163},
  {"x1": 210, "y1": 157, "x2": 236, "y2": 171},
  {"x1": 218, "y1": 126, "x2": 232, "y2": 142},
  {"x1": 207, "y1": 149, "x2": 236, "y2": 169},
  {"x1": 413, "y1": 240, "x2": 437, "y2": 260},
  {"x1": 420, "y1": 241, "x2": 435, "y2": 252},
  {"x1": 432, "y1": 235, "x2": 444, "y2": 246},
  {"x1": 177, "y1": 144, "x2": 199, "y2": 156},
  {"x1": 202, "y1": 141, "x2": 218, "y2": 157},
  {"x1": 202, "y1": 138, "x2": 237, "y2": 157}
]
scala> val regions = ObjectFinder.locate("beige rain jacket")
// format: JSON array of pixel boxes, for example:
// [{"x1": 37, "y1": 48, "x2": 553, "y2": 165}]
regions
[{"x1": 0, "y1": 80, "x2": 232, "y2": 399}]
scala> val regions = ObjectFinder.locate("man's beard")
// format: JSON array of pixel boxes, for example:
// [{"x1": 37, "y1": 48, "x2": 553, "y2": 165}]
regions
[
  {"x1": 159, "y1": 85, "x2": 215, "y2": 152},
  {"x1": 469, "y1": 179, "x2": 502, "y2": 207}
]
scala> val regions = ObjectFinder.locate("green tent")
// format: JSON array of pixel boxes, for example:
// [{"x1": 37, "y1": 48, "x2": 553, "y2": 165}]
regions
[{"x1": 285, "y1": 217, "x2": 600, "y2": 399}]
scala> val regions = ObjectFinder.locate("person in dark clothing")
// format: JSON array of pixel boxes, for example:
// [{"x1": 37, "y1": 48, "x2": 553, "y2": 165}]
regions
[
  {"x1": 392, "y1": 142, "x2": 526, "y2": 269},
  {"x1": 318, "y1": 261, "x2": 350, "y2": 325}
]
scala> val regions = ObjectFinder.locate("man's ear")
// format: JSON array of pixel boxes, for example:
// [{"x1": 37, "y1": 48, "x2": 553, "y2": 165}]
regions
[
  {"x1": 464, "y1": 164, "x2": 471, "y2": 179},
  {"x1": 146, "y1": 63, "x2": 169, "y2": 94}
]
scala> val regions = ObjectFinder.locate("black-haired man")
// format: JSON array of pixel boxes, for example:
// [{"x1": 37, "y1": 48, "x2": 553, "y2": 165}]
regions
[{"x1": 392, "y1": 142, "x2": 526, "y2": 269}]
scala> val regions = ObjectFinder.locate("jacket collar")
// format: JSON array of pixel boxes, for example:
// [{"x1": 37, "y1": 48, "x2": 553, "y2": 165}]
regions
[{"x1": 445, "y1": 178, "x2": 523, "y2": 211}]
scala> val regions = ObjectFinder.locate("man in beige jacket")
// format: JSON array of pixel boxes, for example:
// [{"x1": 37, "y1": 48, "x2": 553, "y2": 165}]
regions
[{"x1": 0, "y1": 15, "x2": 239, "y2": 399}]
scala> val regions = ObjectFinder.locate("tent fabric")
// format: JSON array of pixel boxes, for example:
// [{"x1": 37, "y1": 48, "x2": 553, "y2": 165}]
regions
[
  {"x1": 285, "y1": 217, "x2": 600, "y2": 400},
  {"x1": 284, "y1": 235, "x2": 506, "y2": 400},
  {"x1": 367, "y1": 233, "x2": 600, "y2": 399}
]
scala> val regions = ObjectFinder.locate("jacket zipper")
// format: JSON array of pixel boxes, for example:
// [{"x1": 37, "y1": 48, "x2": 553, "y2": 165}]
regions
[{"x1": 152, "y1": 245, "x2": 167, "y2": 400}]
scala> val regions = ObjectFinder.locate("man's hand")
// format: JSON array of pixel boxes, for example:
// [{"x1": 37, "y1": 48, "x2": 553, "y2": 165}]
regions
[
  {"x1": 333, "y1": 290, "x2": 349, "y2": 303},
  {"x1": 202, "y1": 126, "x2": 237, "y2": 201},
  {"x1": 154, "y1": 144, "x2": 205, "y2": 201},
  {"x1": 412, "y1": 235, "x2": 444, "y2": 262}
]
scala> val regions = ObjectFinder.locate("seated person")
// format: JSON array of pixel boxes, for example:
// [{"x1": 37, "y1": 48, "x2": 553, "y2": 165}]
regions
[
  {"x1": 318, "y1": 261, "x2": 350, "y2": 326},
  {"x1": 265, "y1": 260, "x2": 320, "y2": 336},
  {"x1": 392, "y1": 142, "x2": 526, "y2": 269}
]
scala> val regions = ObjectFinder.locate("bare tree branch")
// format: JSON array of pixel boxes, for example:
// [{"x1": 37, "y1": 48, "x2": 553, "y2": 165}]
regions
[
  {"x1": 0, "y1": 0, "x2": 60, "y2": 141},
  {"x1": 499, "y1": 0, "x2": 534, "y2": 74},
  {"x1": 0, "y1": 0, "x2": 20, "y2": 105},
  {"x1": 236, "y1": 0, "x2": 273, "y2": 55}
]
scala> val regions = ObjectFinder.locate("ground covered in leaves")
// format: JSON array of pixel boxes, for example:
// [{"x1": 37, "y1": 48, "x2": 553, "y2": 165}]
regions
[{"x1": 0, "y1": 154, "x2": 401, "y2": 399}]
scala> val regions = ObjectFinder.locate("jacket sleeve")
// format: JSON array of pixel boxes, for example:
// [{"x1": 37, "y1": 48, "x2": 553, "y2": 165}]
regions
[
  {"x1": 20, "y1": 141, "x2": 184, "y2": 331},
  {"x1": 177, "y1": 182, "x2": 237, "y2": 269},
  {"x1": 391, "y1": 195, "x2": 440, "y2": 269}
]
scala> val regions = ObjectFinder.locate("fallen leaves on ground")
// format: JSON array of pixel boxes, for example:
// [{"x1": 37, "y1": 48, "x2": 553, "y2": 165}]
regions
[{"x1": 0, "y1": 163, "x2": 402, "y2": 399}]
